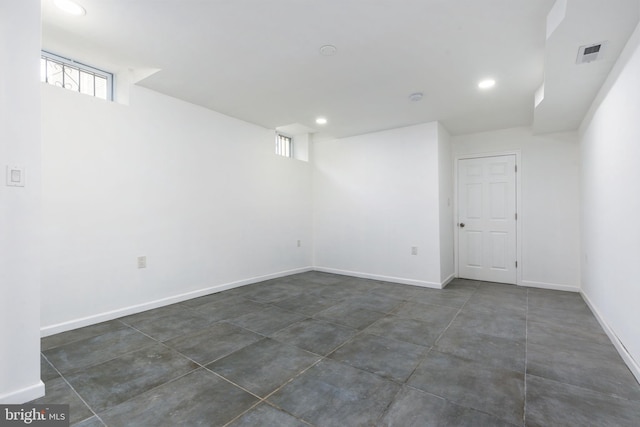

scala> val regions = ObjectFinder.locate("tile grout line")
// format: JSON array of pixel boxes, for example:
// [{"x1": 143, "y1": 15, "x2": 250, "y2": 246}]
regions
[
  {"x1": 219, "y1": 283, "x2": 416, "y2": 426},
  {"x1": 40, "y1": 352, "x2": 107, "y2": 426},
  {"x1": 214, "y1": 354, "x2": 325, "y2": 427},
  {"x1": 398, "y1": 284, "x2": 479, "y2": 397},
  {"x1": 43, "y1": 276, "x2": 523, "y2": 426}
]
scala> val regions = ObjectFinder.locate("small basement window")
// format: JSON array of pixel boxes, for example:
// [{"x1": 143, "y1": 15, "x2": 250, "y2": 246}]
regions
[
  {"x1": 275, "y1": 133, "x2": 293, "y2": 158},
  {"x1": 40, "y1": 51, "x2": 113, "y2": 101}
]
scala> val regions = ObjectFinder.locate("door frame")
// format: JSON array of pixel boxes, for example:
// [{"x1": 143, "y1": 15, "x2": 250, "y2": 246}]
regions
[{"x1": 453, "y1": 150, "x2": 522, "y2": 286}]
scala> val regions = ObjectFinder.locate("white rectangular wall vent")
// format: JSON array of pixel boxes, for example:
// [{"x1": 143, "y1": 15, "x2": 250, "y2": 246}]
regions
[{"x1": 576, "y1": 42, "x2": 608, "y2": 64}]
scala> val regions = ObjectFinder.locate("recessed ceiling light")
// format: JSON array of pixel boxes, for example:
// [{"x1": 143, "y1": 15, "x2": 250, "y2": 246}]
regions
[
  {"x1": 315, "y1": 117, "x2": 328, "y2": 125},
  {"x1": 319, "y1": 45, "x2": 337, "y2": 56},
  {"x1": 409, "y1": 92, "x2": 424, "y2": 102},
  {"x1": 478, "y1": 79, "x2": 496, "y2": 89},
  {"x1": 54, "y1": 0, "x2": 86, "y2": 16}
]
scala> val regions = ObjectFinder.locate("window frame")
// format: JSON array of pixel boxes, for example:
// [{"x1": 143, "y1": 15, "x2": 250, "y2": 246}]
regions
[
  {"x1": 40, "y1": 50, "x2": 114, "y2": 101},
  {"x1": 275, "y1": 132, "x2": 294, "y2": 158}
]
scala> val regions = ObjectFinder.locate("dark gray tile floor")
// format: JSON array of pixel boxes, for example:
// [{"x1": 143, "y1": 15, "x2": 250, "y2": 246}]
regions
[{"x1": 32, "y1": 272, "x2": 640, "y2": 426}]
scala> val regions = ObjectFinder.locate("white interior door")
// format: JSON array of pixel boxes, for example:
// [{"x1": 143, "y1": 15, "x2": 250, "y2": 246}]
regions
[{"x1": 458, "y1": 155, "x2": 517, "y2": 284}]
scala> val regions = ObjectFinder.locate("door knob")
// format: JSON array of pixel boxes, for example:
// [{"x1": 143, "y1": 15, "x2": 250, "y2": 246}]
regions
[{"x1": 459, "y1": 223, "x2": 465, "y2": 228}]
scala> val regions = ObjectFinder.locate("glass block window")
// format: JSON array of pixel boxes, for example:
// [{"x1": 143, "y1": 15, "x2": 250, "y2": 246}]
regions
[
  {"x1": 276, "y1": 133, "x2": 293, "y2": 158},
  {"x1": 41, "y1": 51, "x2": 113, "y2": 101}
]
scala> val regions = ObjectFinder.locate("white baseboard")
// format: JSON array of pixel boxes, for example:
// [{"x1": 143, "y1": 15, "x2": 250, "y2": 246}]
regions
[
  {"x1": 0, "y1": 381, "x2": 44, "y2": 404},
  {"x1": 441, "y1": 273, "x2": 455, "y2": 288},
  {"x1": 581, "y1": 291, "x2": 640, "y2": 384},
  {"x1": 313, "y1": 267, "x2": 443, "y2": 289},
  {"x1": 521, "y1": 280, "x2": 580, "y2": 293},
  {"x1": 40, "y1": 266, "x2": 313, "y2": 337}
]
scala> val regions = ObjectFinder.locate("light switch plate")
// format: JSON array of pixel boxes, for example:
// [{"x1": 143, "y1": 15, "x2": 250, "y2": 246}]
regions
[{"x1": 6, "y1": 166, "x2": 25, "y2": 187}]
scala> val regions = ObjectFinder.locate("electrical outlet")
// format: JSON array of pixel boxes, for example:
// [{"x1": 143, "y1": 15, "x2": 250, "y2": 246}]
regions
[
  {"x1": 297, "y1": 240, "x2": 301, "y2": 247},
  {"x1": 6, "y1": 165, "x2": 25, "y2": 187},
  {"x1": 137, "y1": 256, "x2": 147, "y2": 269},
  {"x1": 411, "y1": 246, "x2": 418, "y2": 256}
]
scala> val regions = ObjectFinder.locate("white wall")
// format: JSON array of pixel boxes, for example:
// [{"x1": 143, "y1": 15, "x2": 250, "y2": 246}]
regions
[
  {"x1": 41, "y1": 84, "x2": 312, "y2": 334},
  {"x1": 312, "y1": 122, "x2": 446, "y2": 287},
  {"x1": 0, "y1": 0, "x2": 44, "y2": 403},
  {"x1": 438, "y1": 123, "x2": 455, "y2": 283},
  {"x1": 452, "y1": 127, "x2": 581, "y2": 291},
  {"x1": 579, "y1": 21, "x2": 640, "y2": 378}
]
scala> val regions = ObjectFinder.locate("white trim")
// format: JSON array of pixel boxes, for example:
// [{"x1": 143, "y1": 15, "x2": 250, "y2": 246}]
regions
[
  {"x1": 521, "y1": 280, "x2": 580, "y2": 293},
  {"x1": 581, "y1": 290, "x2": 640, "y2": 384},
  {"x1": 313, "y1": 266, "x2": 443, "y2": 289},
  {"x1": 0, "y1": 381, "x2": 45, "y2": 404},
  {"x1": 453, "y1": 150, "x2": 522, "y2": 286},
  {"x1": 441, "y1": 273, "x2": 456, "y2": 288},
  {"x1": 40, "y1": 266, "x2": 313, "y2": 337}
]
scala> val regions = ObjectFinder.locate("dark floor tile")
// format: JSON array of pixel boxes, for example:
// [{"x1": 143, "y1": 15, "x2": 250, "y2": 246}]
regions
[
  {"x1": 309, "y1": 283, "x2": 367, "y2": 300},
  {"x1": 179, "y1": 291, "x2": 245, "y2": 309},
  {"x1": 435, "y1": 327, "x2": 525, "y2": 372},
  {"x1": 410, "y1": 288, "x2": 473, "y2": 308},
  {"x1": 474, "y1": 282, "x2": 525, "y2": 296},
  {"x1": 340, "y1": 277, "x2": 383, "y2": 292},
  {"x1": 296, "y1": 271, "x2": 348, "y2": 285},
  {"x1": 65, "y1": 342, "x2": 198, "y2": 412},
  {"x1": 528, "y1": 306, "x2": 598, "y2": 334},
  {"x1": 242, "y1": 282, "x2": 305, "y2": 303},
  {"x1": 343, "y1": 292, "x2": 403, "y2": 313},
  {"x1": 527, "y1": 316, "x2": 611, "y2": 348},
  {"x1": 99, "y1": 369, "x2": 258, "y2": 427},
  {"x1": 526, "y1": 374, "x2": 640, "y2": 427},
  {"x1": 121, "y1": 310, "x2": 215, "y2": 342},
  {"x1": 448, "y1": 308, "x2": 525, "y2": 342},
  {"x1": 194, "y1": 298, "x2": 267, "y2": 322},
  {"x1": 314, "y1": 301, "x2": 385, "y2": 329},
  {"x1": 163, "y1": 322, "x2": 262, "y2": 365},
  {"x1": 43, "y1": 326, "x2": 156, "y2": 374},
  {"x1": 41, "y1": 355, "x2": 60, "y2": 382},
  {"x1": 378, "y1": 386, "x2": 446, "y2": 426},
  {"x1": 527, "y1": 340, "x2": 640, "y2": 400},
  {"x1": 379, "y1": 386, "x2": 517, "y2": 427},
  {"x1": 271, "y1": 318, "x2": 357, "y2": 356},
  {"x1": 272, "y1": 293, "x2": 340, "y2": 316},
  {"x1": 408, "y1": 351, "x2": 524, "y2": 425},
  {"x1": 269, "y1": 359, "x2": 400, "y2": 427},
  {"x1": 373, "y1": 283, "x2": 433, "y2": 301},
  {"x1": 206, "y1": 338, "x2": 320, "y2": 397},
  {"x1": 367, "y1": 309, "x2": 453, "y2": 347},
  {"x1": 446, "y1": 278, "x2": 482, "y2": 289},
  {"x1": 118, "y1": 304, "x2": 187, "y2": 325},
  {"x1": 229, "y1": 306, "x2": 307, "y2": 335},
  {"x1": 30, "y1": 377, "x2": 94, "y2": 425},
  {"x1": 329, "y1": 333, "x2": 427, "y2": 382},
  {"x1": 72, "y1": 416, "x2": 105, "y2": 427},
  {"x1": 373, "y1": 280, "x2": 415, "y2": 294},
  {"x1": 527, "y1": 288, "x2": 589, "y2": 313},
  {"x1": 41, "y1": 320, "x2": 125, "y2": 351},
  {"x1": 212, "y1": 283, "x2": 263, "y2": 299},
  {"x1": 438, "y1": 401, "x2": 519, "y2": 427},
  {"x1": 228, "y1": 403, "x2": 309, "y2": 427},
  {"x1": 392, "y1": 301, "x2": 459, "y2": 324},
  {"x1": 465, "y1": 289, "x2": 527, "y2": 315}
]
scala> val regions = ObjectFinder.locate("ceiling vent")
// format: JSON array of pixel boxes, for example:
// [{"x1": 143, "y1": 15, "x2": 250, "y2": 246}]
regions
[{"x1": 576, "y1": 42, "x2": 608, "y2": 64}]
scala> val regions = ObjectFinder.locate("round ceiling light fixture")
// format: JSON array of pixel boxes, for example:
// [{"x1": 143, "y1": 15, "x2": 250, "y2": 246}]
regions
[
  {"x1": 478, "y1": 78, "x2": 496, "y2": 89},
  {"x1": 54, "y1": 0, "x2": 86, "y2": 16},
  {"x1": 409, "y1": 92, "x2": 424, "y2": 102},
  {"x1": 315, "y1": 117, "x2": 328, "y2": 125},
  {"x1": 319, "y1": 45, "x2": 337, "y2": 56}
]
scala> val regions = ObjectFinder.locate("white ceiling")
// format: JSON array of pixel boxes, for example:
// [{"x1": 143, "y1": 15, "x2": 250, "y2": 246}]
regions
[{"x1": 41, "y1": 0, "x2": 639, "y2": 139}]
